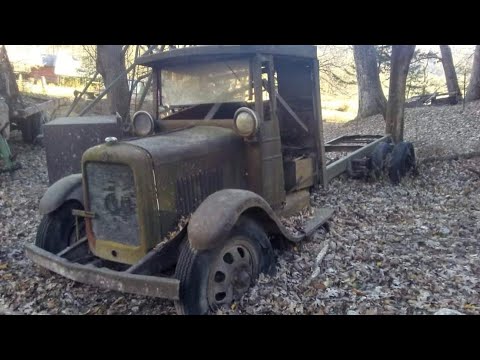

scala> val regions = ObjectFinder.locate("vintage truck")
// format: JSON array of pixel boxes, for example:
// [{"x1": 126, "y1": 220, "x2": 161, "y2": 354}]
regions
[{"x1": 25, "y1": 45, "x2": 416, "y2": 315}]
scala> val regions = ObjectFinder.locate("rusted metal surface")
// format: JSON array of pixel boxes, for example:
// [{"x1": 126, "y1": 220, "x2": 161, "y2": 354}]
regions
[
  {"x1": 127, "y1": 227, "x2": 186, "y2": 276},
  {"x1": 276, "y1": 190, "x2": 311, "y2": 218},
  {"x1": 44, "y1": 115, "x2": 122, "y2": 184},
  {"x1": 82, "y1": 142, "x2": 158, "y2": 265},
  {"x1": 56, "y1": 237, "x2": 89, "y2": 260},
  {"x1": 81, "y1": 126, "x2": 247, "y2": 265},
  {"x1": 176, "y1": 167, "x2": 224, "y2": 216},
  {"x1": 25, "y1": 244, "x2": 180, "y2": 300},
  {"x1": 160, "y1": 119, "x2": 234, "y2": 131},
  {"x1": 71, "y1": 209, "x2": 95, "y2": 219},
  {"x1": 303, "y1": 207, "x2": 335, "y2": 236},
  {"x1": 312, "y1": 58, "x2": 327, "y2": 188},
  {"x1": 326, "y1": 134, "x2": 384, "y2": 145},
  {"x1": 130, "y1": 126, "x2": 243, "y2": 166},
  {"x1": 14, "y1": 98, "x2": 65, "y2": 119},
  {"x1": 254, "y1": 55, "x2": 286, "y2": 209},
  {"x1": 326, "y1": 135, "x2": 391, "y2": 182},
  {"x1": 135, "y1": 126, "x2": 247, "y2": 239},
  {"x1": 349, "y1": 158, "x2": 371, "y2": 178},
  {"x1": 325, "y1": 144, "x2": 363, "y2": 152},
  {"x1": 136, "y1": 45, "x2": 318, "y2": 68},
  {"x1": 39, "y1": 174, "x2": 83, "y2": 215},
  {"x1": 188, "y1": 189, "x2": 333, "y2": 251},
  {"x1": 206, "y1": 237, "x2": 258, "y2": 309}
]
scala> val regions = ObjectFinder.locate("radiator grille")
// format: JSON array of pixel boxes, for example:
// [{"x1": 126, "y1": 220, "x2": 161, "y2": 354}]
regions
[
  {"x1": 85, "y1": 163, "x2": 140, "y2": 246},
  {"x1": 176, "y1": 168, "x2": 223, "y2": 215}
]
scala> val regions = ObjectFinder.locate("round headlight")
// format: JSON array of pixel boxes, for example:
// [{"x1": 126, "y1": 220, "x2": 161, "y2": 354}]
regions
[
  {"x1": 233, "y1": 107, "x2": 259, "y2": 138},
  {"x1": 132, "y1": 111, "x2": 154, "y2": 137}
]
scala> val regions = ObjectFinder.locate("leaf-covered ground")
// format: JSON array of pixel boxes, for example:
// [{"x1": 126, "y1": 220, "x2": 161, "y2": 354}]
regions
[{"x1": 1, "y1": 102, "x2": 479, "y2": 315}]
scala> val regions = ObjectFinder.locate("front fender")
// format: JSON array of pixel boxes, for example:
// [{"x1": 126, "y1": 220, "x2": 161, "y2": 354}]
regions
[
  {"x1": 39, "y1": 174, "x2": 84, "y2": 215},
  {"x1": 188, "y1": 189, "x2": 305, "y2": 251}
]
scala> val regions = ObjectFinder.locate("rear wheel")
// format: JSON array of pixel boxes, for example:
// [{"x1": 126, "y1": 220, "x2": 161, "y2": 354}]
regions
[
  {"x1": 35, "y1": 201, "x2": 85, "y2": 254},
  {"x1": 388, "y1": 141, "x2": 416, "y2": 185},
  {"x1": 174, "y1": 217, "x2": 274, "y2": 315},
  {"x1": 370, "y1": 142, "x2": 392, "y2": 179}
]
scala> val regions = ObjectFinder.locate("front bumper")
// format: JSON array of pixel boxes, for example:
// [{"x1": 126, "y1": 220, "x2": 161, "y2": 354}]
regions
[{"x1": 25, "y1": 243, "x2": 180, "y2": 300}]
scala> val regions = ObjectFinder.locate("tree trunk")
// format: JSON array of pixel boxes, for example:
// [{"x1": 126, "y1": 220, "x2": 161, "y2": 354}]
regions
[
  {"x1": 386, "y1": 45, "x2": 416, "y2": 144},
  {"x1": 0, "y1": 45, "x2": 23, "y2": 114},
  {"x1": 96, "y1": 45, "x2": 130, "y2": 124},
  {"x1": 466, "y1": 45, "x2": 480, "y2": 102},
  {"x1": 353, "y1": 45, "x2": 387, "y2": 119},
  {"x1": 439, "y1": 45, "x2": 462, "y2": 100}
]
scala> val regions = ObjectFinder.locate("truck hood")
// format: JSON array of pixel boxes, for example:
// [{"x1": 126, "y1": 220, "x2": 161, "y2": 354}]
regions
[{"x1": 126, "y1": 126, "x2": 243, "y2": 166}]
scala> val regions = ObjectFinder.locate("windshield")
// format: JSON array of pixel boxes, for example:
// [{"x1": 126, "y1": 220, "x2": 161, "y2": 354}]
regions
[{"x1": 161, "y1": 58, "x2": 251, "y2": 107}]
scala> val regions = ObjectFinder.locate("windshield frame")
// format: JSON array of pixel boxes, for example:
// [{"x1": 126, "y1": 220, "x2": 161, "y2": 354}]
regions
[{"x1": 154, "y1": 55, "x2": 254, "y2": 119}]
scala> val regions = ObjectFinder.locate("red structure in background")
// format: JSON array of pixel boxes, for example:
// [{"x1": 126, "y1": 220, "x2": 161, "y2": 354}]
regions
[{"x1": 28, "y1": 65, "x2": 59, "y2": 85}]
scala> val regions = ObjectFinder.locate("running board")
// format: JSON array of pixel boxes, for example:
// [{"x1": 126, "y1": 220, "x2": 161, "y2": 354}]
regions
[{"x1": 303, "y1": 207, "x2": 334, "y2": 237}]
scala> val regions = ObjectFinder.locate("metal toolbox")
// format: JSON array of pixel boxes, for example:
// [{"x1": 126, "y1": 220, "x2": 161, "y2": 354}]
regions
[{"x1": 44, "y1": 115, "x2": 122, "y2": 184}]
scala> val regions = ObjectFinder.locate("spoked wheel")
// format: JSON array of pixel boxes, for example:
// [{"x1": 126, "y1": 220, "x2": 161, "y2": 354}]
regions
[
  {"x1": 388, "y1": 141, "x2": 416, "y2": 185},
  {"x1": 36, "y1": 201, "x2": 85, "y2": 254},
  {"x1": 174, "y1": 217, "x2": 274, "y2": 315}
]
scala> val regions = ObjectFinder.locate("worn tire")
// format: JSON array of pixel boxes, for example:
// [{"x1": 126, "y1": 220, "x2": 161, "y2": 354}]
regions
[
  {"x1": 35, "y1": 201, "x2": 85, "y2": 254},
  {"x1": 174, "y1": 217, "x2": 274, "y2": 315},
  {"x1": 370, "y1": 142, "x2": 392, "y2": 179},
  {"x1": 388, "y1": 142, "x2": 416, "y2": 185}
]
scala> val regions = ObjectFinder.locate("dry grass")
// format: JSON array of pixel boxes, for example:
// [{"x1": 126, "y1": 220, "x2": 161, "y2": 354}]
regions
[{"x1": 321, "y1": 95, "x2": 357, "y2": 123}]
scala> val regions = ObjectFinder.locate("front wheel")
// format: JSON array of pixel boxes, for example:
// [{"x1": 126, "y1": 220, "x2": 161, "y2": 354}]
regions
[
  {"x1": 35, "y1": 201, "x2": 85, "y2": 254},
  {"x1": 174, "y1": 217, "x2": 274, "y2": 315}
]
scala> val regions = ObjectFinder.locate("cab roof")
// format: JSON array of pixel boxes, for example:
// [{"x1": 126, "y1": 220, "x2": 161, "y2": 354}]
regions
[{"x1": 136, "y1": 45, "x2": 318, "y2": 68}]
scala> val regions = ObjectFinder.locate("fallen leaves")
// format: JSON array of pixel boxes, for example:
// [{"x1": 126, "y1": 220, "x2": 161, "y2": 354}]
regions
[
  {"x1": 235, "y1": 142, "x2": 480, "y2": 314},
  {"x1": 352, "y1": 288, "x2": 366, "y2": 297},
  {"x1": 1, "y1": 101, "x2": 480, "y2": 315}
]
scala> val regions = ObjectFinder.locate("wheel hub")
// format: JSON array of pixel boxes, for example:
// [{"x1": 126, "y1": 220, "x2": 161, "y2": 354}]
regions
[
  {"x1": 232, "y1": 269, "x2": 251, "y2": 289},
  {"x1": 207, "y1": 240, "x2": 257, "y2": 310}
]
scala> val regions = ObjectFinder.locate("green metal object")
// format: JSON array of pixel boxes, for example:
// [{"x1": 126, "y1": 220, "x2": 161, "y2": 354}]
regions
[{"x1": 0, "y1": 135, "x2": 20, "y2": 173}]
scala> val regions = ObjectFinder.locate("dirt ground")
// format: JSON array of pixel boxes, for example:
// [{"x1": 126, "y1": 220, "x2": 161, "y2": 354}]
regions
[{"x1": 1, "y1": 102, "x2": 479, "y2": 315}]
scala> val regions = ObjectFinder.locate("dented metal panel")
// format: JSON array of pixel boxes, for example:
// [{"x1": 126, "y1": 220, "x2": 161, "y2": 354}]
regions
[
  {"x1": 187, "y1": 189, "x2": 334, "y2": 251},
  {"x1": 25, "y1": 244, "x2": 180, "y2": 300},
  {"x1": 132, "y1": 126, "x2": 247, "y2": 239}
]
